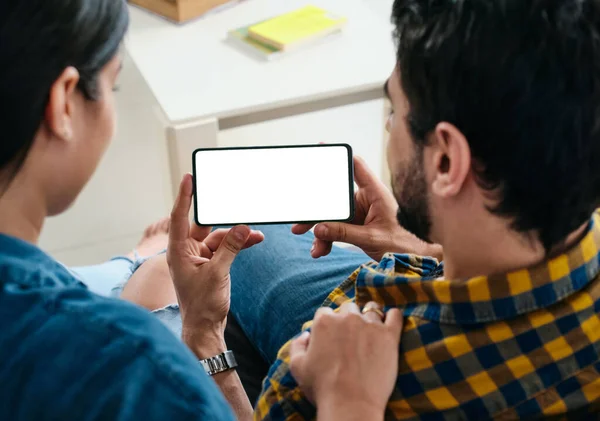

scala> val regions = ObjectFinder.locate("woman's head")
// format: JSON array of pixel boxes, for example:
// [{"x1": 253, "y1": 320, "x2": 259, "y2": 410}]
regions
[{"x1": 0, "y1": 0, "x2": 128, "y2": 216}]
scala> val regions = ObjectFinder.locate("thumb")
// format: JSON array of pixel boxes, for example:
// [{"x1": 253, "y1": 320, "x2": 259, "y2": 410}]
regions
[
  {"x1": 212, "y1": 225, "x2": 251, "y2": 269},
  {"x1": 169, "y1": 174, "x2": 193, "y2": 245},
  {"x1": 353, "y1": 156, "x2": 380, "y2": 190},
  {"x1": 385, "y1": 309, "x2": 404, "y2": 342},
  {"x1": 354, "y1": 156, "x2": 396, "y2": 205},
  {"x1": 314, "y1": 222, "x2": 366, "y2": 246},
  {"x1": 289, "y1": 331, "x2": 310, "y2": 381}
]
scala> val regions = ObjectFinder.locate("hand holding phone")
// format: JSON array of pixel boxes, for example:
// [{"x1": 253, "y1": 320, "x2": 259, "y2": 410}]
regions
[
  {"x1": 292, "y1": 156, "x2": 444, "y2": 261},
  {"x1": 192, "y1": 144, "x2": 355, "y2": 226}
]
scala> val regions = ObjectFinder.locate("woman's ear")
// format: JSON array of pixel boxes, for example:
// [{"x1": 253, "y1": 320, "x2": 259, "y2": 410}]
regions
[
  {"x1": 44, "y1": 67, "x2": 80, "y2": 142},
  {"x1": 429, "y1": 122, "x2": 471, "y2": 198}
]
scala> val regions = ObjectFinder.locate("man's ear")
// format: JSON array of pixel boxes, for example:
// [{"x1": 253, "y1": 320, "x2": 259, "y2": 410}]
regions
[
  {"x1": 44, "y1": 67, "x2": 80, "y2": 142},
  {"x1": 429, "y1": 122, "x2": 471, "y2": 198}
]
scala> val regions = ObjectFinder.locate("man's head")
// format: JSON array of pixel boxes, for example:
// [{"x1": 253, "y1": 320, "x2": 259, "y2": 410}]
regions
[{"x1": 386, "y1": 0, "x2": 600, "y2": 253}]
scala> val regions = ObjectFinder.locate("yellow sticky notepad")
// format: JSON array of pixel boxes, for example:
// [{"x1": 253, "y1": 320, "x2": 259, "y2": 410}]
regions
[{"x1": 248, "y1": 5, "x2": 347, "y2": 51}]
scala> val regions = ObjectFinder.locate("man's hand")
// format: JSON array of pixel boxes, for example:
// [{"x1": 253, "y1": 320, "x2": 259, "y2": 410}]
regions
[
  {"x1": 293, "y1": 156, "x2": 442, "y2": 261},
  {"x1": 167, "y1": 173, "x2": 264, "y2": 353},
  {"x1": 289, "y1": 302, "x2": 403, "y2": 421}
]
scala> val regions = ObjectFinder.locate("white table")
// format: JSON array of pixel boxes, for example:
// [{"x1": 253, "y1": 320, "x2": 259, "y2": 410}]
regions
[{"x1": 125, "y1": 0, "x2": 395, "y2": 195}]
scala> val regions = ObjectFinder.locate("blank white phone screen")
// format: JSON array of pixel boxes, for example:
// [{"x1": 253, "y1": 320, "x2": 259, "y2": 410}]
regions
[{"x1": 194, "y1": 145, "x2": 352, "y2": 225}]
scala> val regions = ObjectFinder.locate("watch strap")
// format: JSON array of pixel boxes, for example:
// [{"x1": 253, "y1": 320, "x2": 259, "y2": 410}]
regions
[{"x1": 199, "y1": 350, "x2": 238, "y2": 376}]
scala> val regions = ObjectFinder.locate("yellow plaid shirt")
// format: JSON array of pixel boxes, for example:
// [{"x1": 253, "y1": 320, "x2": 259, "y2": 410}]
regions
[{"x1": 254, "y1": 212, "x2": 600, "y2": 420}]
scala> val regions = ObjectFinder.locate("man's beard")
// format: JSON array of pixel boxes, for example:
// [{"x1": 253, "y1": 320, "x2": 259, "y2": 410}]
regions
[{"x1": 392, "y1": 151, "x2": 433, "y2": 243}]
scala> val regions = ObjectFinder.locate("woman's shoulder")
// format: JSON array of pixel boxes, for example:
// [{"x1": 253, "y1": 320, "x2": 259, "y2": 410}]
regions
[
  {"x1": 0, "y1": 290, "x2": 233, "y2": 420},
  {"x1": 0, "y1": 233, "x2": 81, "y2": 290},
  {"x1": 0, "y1": 234, "x2": 179, "y2": 358},
  {"x1": 0, "y1": 249, "x2": 232, "y2": 420},
  {"x1": 0, "y1": 242, "x2": 189, "y2": 373}
]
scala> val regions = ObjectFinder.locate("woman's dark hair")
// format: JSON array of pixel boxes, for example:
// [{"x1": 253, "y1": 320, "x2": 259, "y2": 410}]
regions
[
  {"x1": 392, "y1": 0, "x2": 600, "y2": 251},
  {"x1": 0, "y1": 0, "x2": 129, "y2": 186}
]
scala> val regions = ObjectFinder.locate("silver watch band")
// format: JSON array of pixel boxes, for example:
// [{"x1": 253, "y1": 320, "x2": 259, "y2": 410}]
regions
[{"x1": 199, "y1": 350, "x2": 238, "y2": 376}]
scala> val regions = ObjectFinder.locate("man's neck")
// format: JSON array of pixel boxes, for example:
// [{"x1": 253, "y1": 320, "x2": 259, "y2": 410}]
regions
[
  {"x1": 442, "y1": 220, "x2": 589, "y2": 280},
  {"x1": 0, "y1": 177, "x2": 46, "y2": 245}
]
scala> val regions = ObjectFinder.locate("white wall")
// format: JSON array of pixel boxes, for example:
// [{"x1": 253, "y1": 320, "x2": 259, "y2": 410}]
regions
[{"x1": 368, "y1": 0, "x2": 394, "y2": 22}]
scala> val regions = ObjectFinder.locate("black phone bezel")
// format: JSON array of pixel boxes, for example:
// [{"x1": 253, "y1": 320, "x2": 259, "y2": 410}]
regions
[{"x1": 192, "y1": 143, "x2": 355, "y2": 227}]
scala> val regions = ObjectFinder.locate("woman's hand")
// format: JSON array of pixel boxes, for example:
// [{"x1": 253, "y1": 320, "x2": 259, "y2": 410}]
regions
[
  {"x1": 167, "y1": 174, "x2": 264, "y2": 353},
  {"x1": 293, "y1": 156, "x2": 442, "y2": 261},
  {"x1": 289, "y1": 302, "x2": 403, "y2": 421}
]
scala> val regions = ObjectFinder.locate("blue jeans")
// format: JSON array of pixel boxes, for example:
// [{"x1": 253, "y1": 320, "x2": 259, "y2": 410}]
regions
[
  {"x1": 72, "y1": 225, "x2": 370, "y2": 363},
  {"x1": 71, "y1": 257, "x2": 135, "y2": 298}
]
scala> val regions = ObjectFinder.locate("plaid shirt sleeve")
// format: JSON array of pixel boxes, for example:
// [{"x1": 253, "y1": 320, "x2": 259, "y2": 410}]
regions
[
  {"x1": 253, "y1": 265, "x2": 375, "y2": 421},
  {"x1": 253, "y1": 338, "x2": 315, "y2": 421}
]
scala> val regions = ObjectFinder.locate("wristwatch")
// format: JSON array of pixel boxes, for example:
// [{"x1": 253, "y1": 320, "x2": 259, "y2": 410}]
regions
[{"x1": 199, "y1": 350, "x2": 238, "y2": 376}]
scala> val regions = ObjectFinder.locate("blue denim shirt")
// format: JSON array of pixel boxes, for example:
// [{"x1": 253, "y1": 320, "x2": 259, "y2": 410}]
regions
[{"x1": 0, "y1": 234, "x2": 235, "y2": 420}]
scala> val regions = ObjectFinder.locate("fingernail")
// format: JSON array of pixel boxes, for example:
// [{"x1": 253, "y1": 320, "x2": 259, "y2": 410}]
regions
[
  {"x1": 316, "y1": 225, "x2": 329, "y2": 237},
  {"x1": 310, "y1": 244, "x2": 315, "y2": 253},
  {"x1": 182, "y1": 173, "x2": 193, "y2": 195},
  {"x1": 233, "y1": 226, "x2": 250, "y2": 242}
]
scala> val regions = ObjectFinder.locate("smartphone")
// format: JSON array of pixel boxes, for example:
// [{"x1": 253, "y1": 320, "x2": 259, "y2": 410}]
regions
[{"x1": 192, "y1": 144, "x2": 354, "y2": 226}]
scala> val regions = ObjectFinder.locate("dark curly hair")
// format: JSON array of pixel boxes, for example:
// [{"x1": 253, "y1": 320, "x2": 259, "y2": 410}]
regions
[{"x1": 392, "y1": 0, "x2": 600, "y2": 251}]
